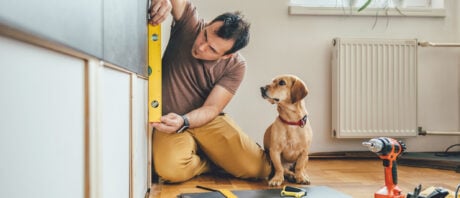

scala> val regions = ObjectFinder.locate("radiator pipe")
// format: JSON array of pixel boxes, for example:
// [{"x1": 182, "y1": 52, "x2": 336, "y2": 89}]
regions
[
  {"x1": 418, "y1": 127, "x2": 460, "y2": 136},
  {"x1": 418, "y1": 41, "x2": 460, "y2": 47}
]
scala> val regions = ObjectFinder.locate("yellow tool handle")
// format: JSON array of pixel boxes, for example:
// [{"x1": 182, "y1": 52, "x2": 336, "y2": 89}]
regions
[
  {"x1": 217, "y1": 189, "x2": 238, "y2": 198},
  {"x1": 148, "y1": 24, "x2": 162, "y2": 123},
  {"x1": 196, "y1": 185, "x2": 238, "y2": 198}
]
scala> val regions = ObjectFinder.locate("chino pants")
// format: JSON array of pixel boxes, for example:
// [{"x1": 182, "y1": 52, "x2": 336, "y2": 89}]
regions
[{"x1": 152, "y1": 114, "x2": 272, "y2": 183}]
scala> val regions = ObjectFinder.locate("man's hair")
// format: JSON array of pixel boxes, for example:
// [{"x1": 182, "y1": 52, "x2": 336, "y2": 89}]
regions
[{"x1": 210, "y1": 11, "x2": 250, "y2": 55}]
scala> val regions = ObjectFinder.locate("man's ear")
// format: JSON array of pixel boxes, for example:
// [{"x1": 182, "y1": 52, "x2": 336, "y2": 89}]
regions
[{"x1": 221, "y1": 53, "x2": 235, "y2": 59}]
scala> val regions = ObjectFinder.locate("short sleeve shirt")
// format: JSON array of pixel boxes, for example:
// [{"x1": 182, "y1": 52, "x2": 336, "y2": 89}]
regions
[{"x1": 161, "y1": 1, "x2": 246, "y2": 115}]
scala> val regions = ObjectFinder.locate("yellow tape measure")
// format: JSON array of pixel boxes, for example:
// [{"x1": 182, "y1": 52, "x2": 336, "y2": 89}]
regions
[{"x1": 148, "y1": 24, "x2": 162, "y2": 123}]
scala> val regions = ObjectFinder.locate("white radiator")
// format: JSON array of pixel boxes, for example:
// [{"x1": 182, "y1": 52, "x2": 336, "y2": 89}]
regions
[{"x1": 332, "y1": 38, "x2": 418, "y2": 138}]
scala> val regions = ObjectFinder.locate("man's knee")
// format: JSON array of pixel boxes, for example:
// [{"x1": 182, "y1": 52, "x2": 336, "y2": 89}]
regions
[
  {"x1": 152, "y1": 131, "x2": 199, "y2": 182},
  {"x1": 155, "y1": 168, "x2": 190, "y2": 183},
  {"x1": 154, "y1": 158, "x2": 193, "y2": 183}
]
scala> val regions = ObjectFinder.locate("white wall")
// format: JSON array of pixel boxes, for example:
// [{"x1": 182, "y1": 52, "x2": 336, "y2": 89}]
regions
[{"x1": 189, "y1": 0, "x2": 460, "y2": 152}]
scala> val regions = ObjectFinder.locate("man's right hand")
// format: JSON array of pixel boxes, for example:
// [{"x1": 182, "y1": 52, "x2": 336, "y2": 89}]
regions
[{"x1": 149, "y1": 0, "x2": 172, "y2": 26}]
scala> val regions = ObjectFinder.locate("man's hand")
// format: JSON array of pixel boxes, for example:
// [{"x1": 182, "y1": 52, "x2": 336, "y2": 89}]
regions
[
  {"x1": 150, "y1": 112, "x2": 184, "y2": 133},
  {"x1": 149, "y1": 0, "x2": 172, "y2": 26}
]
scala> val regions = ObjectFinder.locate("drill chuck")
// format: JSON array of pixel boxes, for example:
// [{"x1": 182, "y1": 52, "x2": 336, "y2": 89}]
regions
[
  {"x1": 362, "y1": 137, "x2": 406, "y2": 155},
  {"x1": 362, "y1": 138, "x2": 384, "y2": 153}
]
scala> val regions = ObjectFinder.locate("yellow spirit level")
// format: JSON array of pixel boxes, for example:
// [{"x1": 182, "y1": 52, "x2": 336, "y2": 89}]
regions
[{"x1": 148, "y1": 24, "x2": 162, "y2": 123}]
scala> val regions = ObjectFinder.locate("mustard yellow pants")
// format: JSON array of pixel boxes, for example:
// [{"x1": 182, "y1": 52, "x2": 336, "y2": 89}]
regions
[{"x1": 152, "y1": 115, "x2": 272, "y2": 183}]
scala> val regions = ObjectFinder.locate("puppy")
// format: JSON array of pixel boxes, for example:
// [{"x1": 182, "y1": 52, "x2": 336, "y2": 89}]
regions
[{"x1": 260, "y1": 74, "x2": 312, "y2": 186}]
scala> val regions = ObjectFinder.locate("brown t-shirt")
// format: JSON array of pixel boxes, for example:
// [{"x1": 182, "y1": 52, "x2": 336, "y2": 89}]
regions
[{"x1": 161, "y1": 2, "x2": 246, "y2": 115}]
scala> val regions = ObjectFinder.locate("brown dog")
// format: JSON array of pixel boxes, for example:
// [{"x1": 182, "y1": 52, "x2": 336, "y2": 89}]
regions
[{"x1": 260, "y1": 74, "x2": 312, "y2": 186}]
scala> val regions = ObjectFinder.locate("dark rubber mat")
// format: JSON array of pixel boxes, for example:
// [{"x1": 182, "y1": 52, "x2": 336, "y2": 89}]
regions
[{"x1": 178, "y1": 186, "x2": 352, "y2": 198}]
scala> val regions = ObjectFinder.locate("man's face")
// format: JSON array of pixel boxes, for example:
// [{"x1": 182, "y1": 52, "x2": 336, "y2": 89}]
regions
[{"x1": 191, "y1": 21, "x2": 235, "y2": 61}]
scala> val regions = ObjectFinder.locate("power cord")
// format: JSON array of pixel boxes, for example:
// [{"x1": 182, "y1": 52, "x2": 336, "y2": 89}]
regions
[{"x1": 435, "y1": 144, "x2": 460, "y2": 157}]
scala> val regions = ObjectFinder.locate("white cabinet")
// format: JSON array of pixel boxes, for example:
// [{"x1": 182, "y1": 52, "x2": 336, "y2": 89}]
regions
[
  {"x1": 0, "y1": 36, "x2": 86, "y2": 198},
  {"x1": 0, "y1": 35, "x2": 150, "y2": 198}
]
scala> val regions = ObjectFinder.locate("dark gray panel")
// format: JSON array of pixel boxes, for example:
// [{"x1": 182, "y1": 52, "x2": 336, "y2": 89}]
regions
[
  {"x1": 0, "y1": 0, "x2": 103, "y2": 57},
  {"x1": 104, "y1": 0, "x2": 148, "y2": 75}
]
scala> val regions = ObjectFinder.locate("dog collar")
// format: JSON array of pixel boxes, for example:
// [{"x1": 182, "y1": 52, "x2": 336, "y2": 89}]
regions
[{"x1": 278, "y1": 115, "x2": 308, "y2": 128}]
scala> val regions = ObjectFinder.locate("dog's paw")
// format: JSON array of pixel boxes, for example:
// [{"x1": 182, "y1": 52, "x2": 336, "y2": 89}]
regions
[
  {"x1": 285, "y1": 172, "x2": 296, "y2": 183},
  {"x1": 268, "y1": 175, "x2": 284, "y2": 186},
  {"x1": 295, "y1": 172, "x2": 311, "y2": 185}
]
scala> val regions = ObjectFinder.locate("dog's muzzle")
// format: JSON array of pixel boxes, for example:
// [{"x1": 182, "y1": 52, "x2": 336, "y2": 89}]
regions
[
  {"x1": 260, "y1": 87, "x2": 269, "y2": 99},
  {"x1": 260, "y1": 86, "x2": 280, "y2": 102}
]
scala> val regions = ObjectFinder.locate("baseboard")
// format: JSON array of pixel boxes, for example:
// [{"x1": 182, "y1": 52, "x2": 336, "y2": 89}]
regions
[
  {"x1": 309, "y1": 151, "x2": 377, "y2": 159},
  {"x1": 399, "y1": 152, "x2": 460, "y2": 172},
  {"x1": 309, "y1": 151, "x2": 460, "y2": 172}
]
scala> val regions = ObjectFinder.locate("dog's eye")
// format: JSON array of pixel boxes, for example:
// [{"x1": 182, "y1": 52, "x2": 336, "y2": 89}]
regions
[{"x1": 278, "y1": 80, "x2": 286, "y2": 86}]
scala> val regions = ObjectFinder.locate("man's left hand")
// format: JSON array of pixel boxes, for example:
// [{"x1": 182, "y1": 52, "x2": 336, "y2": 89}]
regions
[{"x1": 150, "y1": 112, "x2": 184, "y2": 133}]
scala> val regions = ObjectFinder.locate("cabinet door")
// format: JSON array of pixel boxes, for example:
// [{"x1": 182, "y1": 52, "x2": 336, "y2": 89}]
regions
[
  {"x1": 0, "y1": 36, "x2": 86, "y2": 198},
  {"x1": 100, "y1": 67, "x2": 131, "y2": 198},
  {"x1": 103, "y1": 0, "x2": 148, "y2": 75},
  {"x1": 132, "y1": 78, "x2": 149, "y2": 198},
  {"x1": 0, "y1": 0, "x2": 103, "y2": 57}
]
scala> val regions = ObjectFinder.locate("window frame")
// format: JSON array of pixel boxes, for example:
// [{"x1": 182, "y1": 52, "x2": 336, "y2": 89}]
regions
[{"x1": 288, "y1": 0, "x2": 446, "y2": 17}]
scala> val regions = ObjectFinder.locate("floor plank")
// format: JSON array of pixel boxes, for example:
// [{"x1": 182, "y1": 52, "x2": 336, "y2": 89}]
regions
[{"x1": 149, "y1": 159, "x2": 460, "y2": 198}]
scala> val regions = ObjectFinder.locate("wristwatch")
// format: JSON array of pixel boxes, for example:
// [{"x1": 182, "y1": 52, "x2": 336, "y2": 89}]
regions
[{"x1": 176, "y1": 114, "x2": 190, "y2": 133}]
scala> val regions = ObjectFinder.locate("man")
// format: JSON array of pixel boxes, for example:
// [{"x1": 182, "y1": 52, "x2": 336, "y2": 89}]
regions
[{"x1": 149, "y1": 0, "x2": 272, "y2": 183}]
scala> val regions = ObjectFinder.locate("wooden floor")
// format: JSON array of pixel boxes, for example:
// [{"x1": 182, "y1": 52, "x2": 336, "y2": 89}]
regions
[{"x1": 149, "y1": 159, "x2": 460, "y2": 198}]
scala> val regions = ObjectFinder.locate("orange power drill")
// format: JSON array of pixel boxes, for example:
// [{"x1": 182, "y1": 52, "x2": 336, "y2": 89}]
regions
[{"x1": 362, "y1": 137, "x2": 406, "y2": 198}]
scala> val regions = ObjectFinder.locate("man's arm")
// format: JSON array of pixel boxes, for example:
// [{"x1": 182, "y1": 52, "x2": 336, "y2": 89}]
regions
[
  {"x1": 149, "y1": 0, "x2": 187, "y2": 25},
  {"x1": 186, "y1": 85, "x2": 233, "y2": 128},
  {"x1": 151, "y1": 85, "x2": 234, "y2": 133}
]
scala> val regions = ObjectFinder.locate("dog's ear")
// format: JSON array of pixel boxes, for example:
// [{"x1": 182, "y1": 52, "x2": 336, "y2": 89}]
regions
[{"x1": 290, "y1": 79, "x2": 308, "y2": 103}]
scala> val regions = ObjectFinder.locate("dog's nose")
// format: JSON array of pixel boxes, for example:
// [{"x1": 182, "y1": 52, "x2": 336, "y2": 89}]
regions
[{"x1": 260, "y1": 87, "x2": 268, "y2": 98}]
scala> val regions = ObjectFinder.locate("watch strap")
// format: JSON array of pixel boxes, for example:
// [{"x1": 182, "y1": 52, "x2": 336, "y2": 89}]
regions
[{"x1": 176, "y1": 114, "x2": 189, "y2": 133}]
